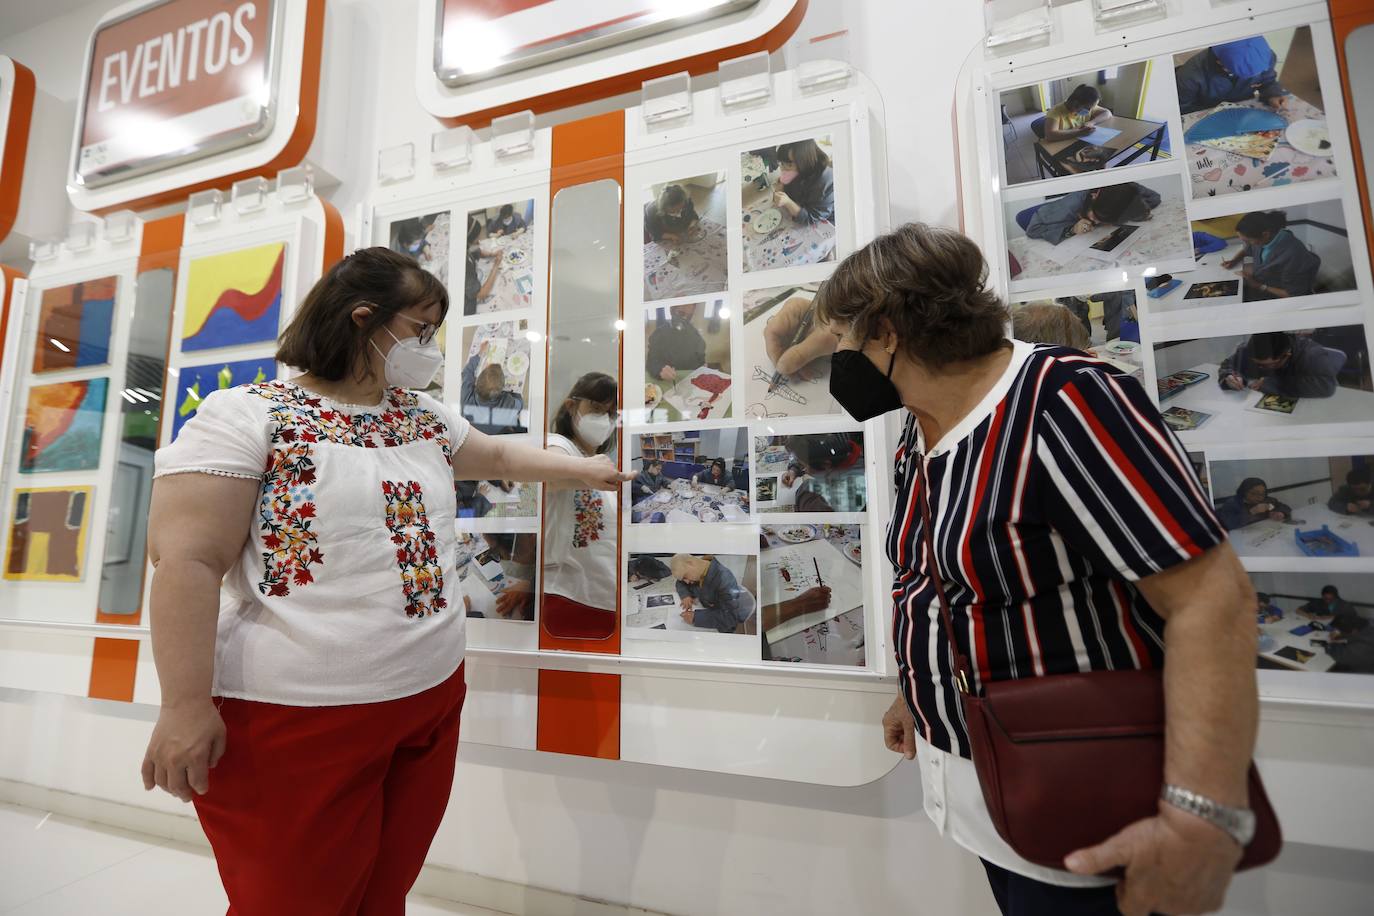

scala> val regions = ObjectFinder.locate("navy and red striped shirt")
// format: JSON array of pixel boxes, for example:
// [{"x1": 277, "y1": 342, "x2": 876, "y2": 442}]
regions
[{"x1": 888, "y1": 341, "x2": 1226, "y2": 758}]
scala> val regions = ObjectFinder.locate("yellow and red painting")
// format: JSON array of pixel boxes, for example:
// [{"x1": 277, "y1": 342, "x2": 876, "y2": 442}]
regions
[{"x1": 182, "y1": 242, "x2": 286, "y2": 352}]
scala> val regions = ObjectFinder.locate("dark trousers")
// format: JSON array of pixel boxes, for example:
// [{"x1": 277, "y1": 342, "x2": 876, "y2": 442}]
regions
[{"x1": 981, "y1": 859, "x2": 1123, "y2": 916}]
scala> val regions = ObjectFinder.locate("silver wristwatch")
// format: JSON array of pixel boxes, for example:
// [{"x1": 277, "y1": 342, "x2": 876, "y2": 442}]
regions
[{"x1": 1160, "y1": 784, "x2": 1256, "y2": 846}]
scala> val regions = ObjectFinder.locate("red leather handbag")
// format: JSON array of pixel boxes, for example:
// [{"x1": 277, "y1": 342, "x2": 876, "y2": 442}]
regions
[{"x1": 914, "y1": 470, "x2": 1282, "y2": 873}]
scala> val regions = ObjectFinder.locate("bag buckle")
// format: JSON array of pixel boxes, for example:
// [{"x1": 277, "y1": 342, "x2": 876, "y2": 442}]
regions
[{"x1": 956, "y1": 670, "x2": 970, "y2": 695}]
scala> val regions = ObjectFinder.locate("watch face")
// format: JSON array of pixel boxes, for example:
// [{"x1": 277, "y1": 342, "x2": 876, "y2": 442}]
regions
[{"x1": 1234, "y1": 809, "x2": 1258, "y2": 845}]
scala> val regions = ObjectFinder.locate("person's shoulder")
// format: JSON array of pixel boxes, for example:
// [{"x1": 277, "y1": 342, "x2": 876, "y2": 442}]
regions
[
  {"x1": 545, "y1": 432, "x2": 577, "y2": 455},
  {"x1": 1024, "y1": 345, "x2": 1139, "y2": 400}
]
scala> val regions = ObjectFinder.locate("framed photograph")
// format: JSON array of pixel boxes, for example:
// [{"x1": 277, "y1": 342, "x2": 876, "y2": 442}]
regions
[
  {"x1": 624, "y1": 551, "x2": 759, "y2": 639},
  {"x1": 455, "y1": 532, "x2": 537, "y2": 621},
  {"x1": 459, "y1": 320, "x2": 533, "y2": 436},
  {"x1": 1150, "y1": 324, "x2": 1373, "y2": 435},
  {"x1": 629, "y1": 427, "x2": 751, "y2": 524},
  {"x1": 642, "y1": 172, "x2": 728, "y2": 302},
  {"x1": 1250, "y1": 572, "x2": 1372, "y2": 675},
  {"x1": 1154, "y1": 199, "x2": 1362, "y2": 318},
  {"x1": 4, "y1": 487, "x2": 94, "y2": 582},
  {"x1": 1176, "y1": 27, "x2": 1340, "y2": 200},
  {"x1": 643, "y1": 302, "x2": 733, "y2": 423},
  {"x1": 742, "y1": 282, "x2": 841, "y2": 419},
  {"x1": 464, "y1": 199, "x2": 536, "y2": 315},
  {"x1": 1003, "y1": 175, "x2": 1192, "y2": 288},
  {"x1": 999, "y1": 60, "x2": 1173, "y2": 186},
  {"x1": 388, "y1": 210, "x2": 451, "y2": 286},
  {"x1": 741, "y1": 135, "x2": 839, "y2": 272},
  {"x1": 760, "y1": 524, "x2": 866, "y2": 667},
  {"x1": 753, "y1": 432, "x2": 867, "y2": 514},
  {"x1": 1207, "y1": 452, "x2": 1374, "y2": 561},
  {"x1": 1011, "y1": 288, "x2": 1140, "y2": 372}
]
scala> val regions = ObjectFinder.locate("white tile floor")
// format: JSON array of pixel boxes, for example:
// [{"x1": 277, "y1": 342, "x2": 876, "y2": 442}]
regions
[{"x1": 0, "y1": 803, "x2": 509, "y2": 916}]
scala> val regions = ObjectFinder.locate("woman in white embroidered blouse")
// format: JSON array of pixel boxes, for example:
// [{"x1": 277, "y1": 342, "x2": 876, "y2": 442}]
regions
[{"x1": 140, "y1": 247, "x2": 629, "y2": 913}]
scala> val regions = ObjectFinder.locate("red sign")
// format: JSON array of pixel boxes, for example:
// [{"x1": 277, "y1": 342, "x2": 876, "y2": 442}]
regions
[
  {"x1": 436, "y1": 0, "x2": 761, "y2": 86},
  {"x1": 76, "y1": 0, "x2": 279, "y2": 187}
]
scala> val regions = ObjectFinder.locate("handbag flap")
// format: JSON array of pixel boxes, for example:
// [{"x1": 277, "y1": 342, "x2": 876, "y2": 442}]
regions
[{"x1": 982, "y1": 669, "x2": 1165, "y2": 742}]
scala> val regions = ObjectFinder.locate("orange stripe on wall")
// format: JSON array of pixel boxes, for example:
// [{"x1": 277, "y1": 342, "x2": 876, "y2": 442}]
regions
[
  {"x1": 89, "y1": 214, "x2": 184, "y2": 702},
  {"x1": 320, "y1": 198, "x2": 345, "y2": 270},
  {"x1": 0, "y1": 59, "x2": 36, "y2": 243},
  {"x1": 536, "y1": 669, "x2": 620, "y2": 759}
]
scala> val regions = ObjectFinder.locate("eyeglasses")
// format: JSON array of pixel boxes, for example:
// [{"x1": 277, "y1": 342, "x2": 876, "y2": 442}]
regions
[{"x1": 394, "y1": 313, "x2": 440, "y2": 346}]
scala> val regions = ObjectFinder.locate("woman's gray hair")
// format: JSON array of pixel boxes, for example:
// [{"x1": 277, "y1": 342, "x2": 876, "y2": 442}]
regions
[
  {"x1": 815, "y1": 223, "x2": 1009, "y2": 368},
  {"x1": 1012, "y1": 302, "x2": 1091, "y2": 350}
]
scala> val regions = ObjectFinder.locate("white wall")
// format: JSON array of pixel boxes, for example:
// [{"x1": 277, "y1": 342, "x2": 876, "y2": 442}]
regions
[{"x1": 3, "y1": 3, "x2": 1374, "y2": 916}]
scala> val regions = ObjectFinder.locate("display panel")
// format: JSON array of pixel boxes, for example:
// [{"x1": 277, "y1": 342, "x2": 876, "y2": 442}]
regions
[{"x1": 1000, "y1": 59, "x2": 1173, "y2": 186}]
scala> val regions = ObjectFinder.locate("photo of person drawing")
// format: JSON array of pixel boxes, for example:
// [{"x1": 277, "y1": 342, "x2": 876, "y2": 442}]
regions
[{"x1": 670, "y1": 554, "x2": 758, "y2": 634}]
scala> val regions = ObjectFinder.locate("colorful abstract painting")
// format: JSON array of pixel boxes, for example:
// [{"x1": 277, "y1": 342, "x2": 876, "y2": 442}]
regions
[
  {"x1": 32, "y1": 277, "x2": 118, "y2": 373},
  {"x1": 181, "y1": 242, "x2": 285, "y2": 352},
  {"x1": 20, "y1": 379, "x2": 110, "y2": 473},
  {"x1": 171, "y1": 357, "x2": 276, "y2": 440},
  {"x1": 4, "y1": 487, "x2": 93, "y2": 582}
]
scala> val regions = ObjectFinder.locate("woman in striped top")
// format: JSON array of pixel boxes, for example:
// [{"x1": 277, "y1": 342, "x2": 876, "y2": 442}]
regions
[{"x1": 817, "y1": 224, "x2": 1260, "y2": 916}]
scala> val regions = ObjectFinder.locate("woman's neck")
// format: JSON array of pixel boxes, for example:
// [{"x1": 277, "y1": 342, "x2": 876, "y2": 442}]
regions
[
  {"x1": 295, "y1": 367, "x2": 386, "y2": 406},
  {"x1": 894, "y1": 342, "x2": 1015, "y2": 446}
]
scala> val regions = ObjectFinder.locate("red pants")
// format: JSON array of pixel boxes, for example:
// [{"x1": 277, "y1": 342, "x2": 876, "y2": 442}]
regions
[{"x1": 194, "y1": 664, "x2": 466, "y2": 916}]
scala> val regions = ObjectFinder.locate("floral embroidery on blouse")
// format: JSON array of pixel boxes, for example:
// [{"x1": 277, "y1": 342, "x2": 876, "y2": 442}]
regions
[
  {"x1": 247, "y1": 382, "x2": 454, "y2": 598},
  {"x1": 571, "y1": 488, "x2": 606, "y2": 549},
  {"x1": 382, "y1": 480, "x2": 447, "y2": 618}
]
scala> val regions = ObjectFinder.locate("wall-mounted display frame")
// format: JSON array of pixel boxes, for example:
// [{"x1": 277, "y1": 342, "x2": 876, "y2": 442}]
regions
[{"x1": 955, "y1": 0, "x2": 1374, "y2": 713}]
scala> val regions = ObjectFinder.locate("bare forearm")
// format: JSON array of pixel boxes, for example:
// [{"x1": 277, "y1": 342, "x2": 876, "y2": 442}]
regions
[
  {"x1": 148, "y1": 560, "x2": 223, "y2": 707},
  {"x1": 491, "y1": 437, "x2": 587, "y2": 485},
  {"x1": 1162, "y1": 598, "x2": 1258, "y2": 808}
]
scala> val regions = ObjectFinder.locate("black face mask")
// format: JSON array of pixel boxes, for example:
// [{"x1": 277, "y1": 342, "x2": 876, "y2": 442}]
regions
[{"x1": 830, "y1": 347, "x2": 902, "y2": 421}]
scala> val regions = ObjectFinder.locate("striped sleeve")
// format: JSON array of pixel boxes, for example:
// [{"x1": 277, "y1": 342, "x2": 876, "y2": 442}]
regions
[{"x1": 1034, "y1": 364, "x2": 1225, "y2": 581}]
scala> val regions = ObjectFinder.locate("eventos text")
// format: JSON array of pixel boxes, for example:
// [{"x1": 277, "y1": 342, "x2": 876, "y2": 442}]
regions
[{"x1": 97, "y1": 2, "x2": 260, "y2": 113}]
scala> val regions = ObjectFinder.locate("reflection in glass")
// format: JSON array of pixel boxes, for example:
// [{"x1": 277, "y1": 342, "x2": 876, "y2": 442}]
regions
[
  {"x1": 98, "y1": 268, "x2": 174, "y2": 616},
  {"x1": 542, "y1": 180, "x2": 622, "y2": 639}
]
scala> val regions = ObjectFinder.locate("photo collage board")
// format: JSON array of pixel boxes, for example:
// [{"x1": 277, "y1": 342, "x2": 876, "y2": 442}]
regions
[
  {"x1": 619, "y1": 120, "x2": 882, "y2": 671},
  {"x1": 372, "y1": 184, "x2": 551, "y2": 650},
  {"x1": 989, "y1": 15, "x2": 1374, "y2": 684}
]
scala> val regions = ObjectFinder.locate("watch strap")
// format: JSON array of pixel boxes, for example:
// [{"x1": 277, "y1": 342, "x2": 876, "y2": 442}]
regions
[{"x1": 1161, "y1": 784, "x2": 1256, "y2": 847}]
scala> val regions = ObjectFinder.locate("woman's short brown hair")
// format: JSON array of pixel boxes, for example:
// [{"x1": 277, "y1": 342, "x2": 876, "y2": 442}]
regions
[
  {"x1": 276, "y1": 247, "x2": 448, "y2": 381},
  {"x1": 815, "y1": 223, "x2": 1009, "y2": 368}
]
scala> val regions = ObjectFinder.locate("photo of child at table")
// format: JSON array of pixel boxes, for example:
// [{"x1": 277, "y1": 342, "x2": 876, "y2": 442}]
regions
[
  {"x1": 646, "y1": 304, "x2": 710, "y2": 383},
  {"x1": 388, "y1": 211, "x2": 450, "y2": 285},
  {"x1": 1216, "y1": 477, "x2": 1294, "y2": 530},
  {"x1": 1218, "y1": 331, "x2": 1345, "y2": 398},
  {"x1": 1328, "y1": 467, "x2": 1373, "y2": 515},
  {"x1": 465, "y1": 200, "x2": 535, "y2": 315},
  {"x1": 1000, "y1": 62, "x2": 1174, "y2": 184},
  {"x1": 1175, "y1": 36, "x2": 1291, "y2": 115},
  {"x1": 1250, "y1": 573, "x2": 1374, "y2": 674},
  {"x1": 1256, "y1": 593, "x2": 1284, "y2": 625},
  {"x1": 632, "y1": 458, "x2": 670, "y2": 502},
  {"x1": 645, "y1": 184, "x2": 700, "y2": 244},
  {"x1": 459, "y1": 533, "x2": 536, "y2": 621},
  {"x1": 670, "y1": 554, "x2": 758, "y2": 633},
  {"x1": 1209, "y1": 452, "x2": 1374, "y2": 560},
  {"x1": 464, "y1": 217, "x2": 502, "y2": 315},
  {"x1": 740, "y1": 136, "x2": 838, "y2": 271},
  {"x1": 460, "y1": 351, "x2": 526, "y2": 436},
  {"x1": 486, "y1": 203, "x2": 526, "y2": 237},
  {"x1": 1025, "y1": 181, "x2": 1160, "y2": 244},
  {"x1": 755, "y1": 433, "x2": 866, "y2": 513},
  {"x1": 693, "y1": 458, "x2": 734, "y2": 491},
  {"x1": 642, "y1": 173, "x2": 728, "y2": 302},
  {"x1": 1220, "y1": 212, "x2": 1320, "y2": 300}
]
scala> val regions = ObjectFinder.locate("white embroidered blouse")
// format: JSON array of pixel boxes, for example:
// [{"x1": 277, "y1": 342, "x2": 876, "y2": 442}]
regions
[{"x1": 153, "y1": 381, "x2": 471, "y2": 706}]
